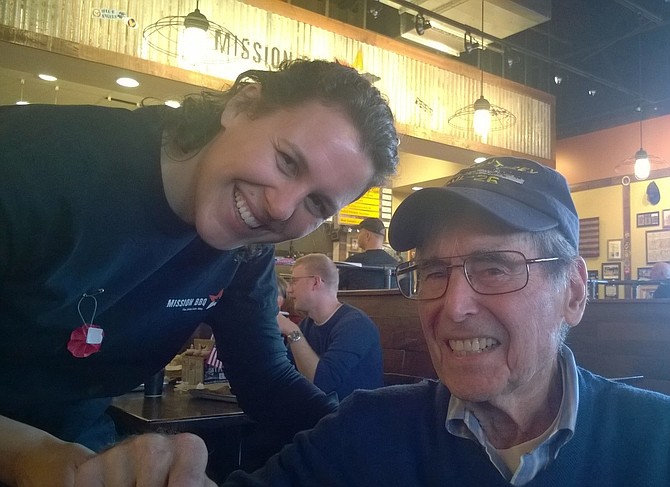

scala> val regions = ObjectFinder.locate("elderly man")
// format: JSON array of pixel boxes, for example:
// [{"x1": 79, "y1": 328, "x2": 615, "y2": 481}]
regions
[{"x1": 226, "y1": 158, "x2": 670, "y2": 486}]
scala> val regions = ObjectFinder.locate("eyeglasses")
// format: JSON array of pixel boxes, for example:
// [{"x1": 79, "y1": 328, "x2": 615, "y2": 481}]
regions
[
  {"x1": 286, "y1": 275, "x2": 318, "y2": 285},
  {"x1": 396, "y1": 250, "x2": 559, "y2": 300}
]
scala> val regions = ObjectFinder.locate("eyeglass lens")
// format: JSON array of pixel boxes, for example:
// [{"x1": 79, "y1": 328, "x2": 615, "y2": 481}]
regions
[
  {"x1": 397, "y1": 251, "x2": 532, "y2": 300},
  {"x1": 287, "y1": 275, "x2": 316, "y2": 285}
]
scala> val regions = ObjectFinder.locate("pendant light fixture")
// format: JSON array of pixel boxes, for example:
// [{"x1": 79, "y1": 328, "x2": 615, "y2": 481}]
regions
[
  {"x1": 448, "y1": 0, "x2": 515, "y2": 141},
  {"x1": 614, "y1": 112, "x2": 669, "y2": 181},
  {"x1": 633, "y1": 28, "x2": 650, "y2": 181},
  {"x1": 614, "y1": 27, "x2": 668, "y2": 181},
  {"x1": 143, "y1": 1, "x2": 243, "y2": 65},
  {"x1": 182, "y1": 4, "x2": 210, "y2": 63},
  {"x1": 633, "y1": 122, "x2": 650, "y2": 181}
]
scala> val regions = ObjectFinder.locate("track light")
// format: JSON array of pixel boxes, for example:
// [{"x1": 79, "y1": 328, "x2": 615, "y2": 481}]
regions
[
  {"x1": 414, "y1": 14, "x2": 431, "y2": 36},
  {"x1": 464, "y1": 32, "x2": 480, "y2": 53},
  {"x1": 368, "y1": 0, "x2": 382, "y2": 19}
]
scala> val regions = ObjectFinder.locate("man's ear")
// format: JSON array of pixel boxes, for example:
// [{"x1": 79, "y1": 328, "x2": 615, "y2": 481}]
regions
[
  {"x1": 564, "y1": 257, "x2": 588, "y2": 328},
  {"x1": 220, "y1": 84, "x2": 262, "y2": 128}
]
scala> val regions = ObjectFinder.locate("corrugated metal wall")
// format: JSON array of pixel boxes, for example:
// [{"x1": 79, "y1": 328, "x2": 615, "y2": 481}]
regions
[{"x1": 0, "y1": 0, "x2": 553, "y2": 159}]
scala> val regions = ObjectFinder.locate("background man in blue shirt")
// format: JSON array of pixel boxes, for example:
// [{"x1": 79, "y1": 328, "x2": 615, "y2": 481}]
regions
[{"x1": 278, "y1": 253, "x2": 384, "y2": 399}]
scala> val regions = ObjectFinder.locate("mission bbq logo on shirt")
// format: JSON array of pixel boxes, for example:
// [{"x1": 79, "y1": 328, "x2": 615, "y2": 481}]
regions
[{"x1": 165, "y1": 289, "x2": 223, "y2": 312}]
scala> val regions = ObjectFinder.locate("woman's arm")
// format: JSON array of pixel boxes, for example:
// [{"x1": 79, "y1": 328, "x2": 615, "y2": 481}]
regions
[
  {"x1": 0, "y1": 414, "x2": 93, "y2": 486},
  {"x1": 211, "y1": 246, "x2": 338, "y2": 442}
]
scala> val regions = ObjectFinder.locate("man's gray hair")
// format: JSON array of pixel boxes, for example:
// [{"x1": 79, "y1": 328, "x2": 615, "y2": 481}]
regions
[{"x1": 525, "y1": 228, "x2": 582, "y2": 347}]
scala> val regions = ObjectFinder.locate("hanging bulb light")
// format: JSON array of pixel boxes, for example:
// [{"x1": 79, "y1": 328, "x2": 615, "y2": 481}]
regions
[
  {"x1": 615, "y1": 119, "x2": 668, "y2": 180},
  {"x1": 614, "y1": 29, "x2": 668, "y2": 181},
  {"x1": 182, "y1": 3, "x2": 209, "y2": 64},
  {"x1": 634, "y1": 112, "x2": 650, "y2": 180},
  {"x1": 472, "y1": 2, "x2": 490, "y2": 140},
  {"x1": 448, "y1": 0, "x2": 515, "y2": 140},
  {"x1": 634, "y1": 148, "x2": 651, "y2": 180},
  {"x1": 473, "y1": 96, "x2": 491, "y2": 139},
  {"x1": 631, "y1": 25, "x2": 651, "y2": 182},
  {"x1": 143, "y1": 1, "x2": 243, "y2": 65}
]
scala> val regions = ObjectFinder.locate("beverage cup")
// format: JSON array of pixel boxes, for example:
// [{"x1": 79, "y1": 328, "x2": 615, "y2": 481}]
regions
[{"x1": 144, "y1": 369, "x2": 165, "y2": 397}]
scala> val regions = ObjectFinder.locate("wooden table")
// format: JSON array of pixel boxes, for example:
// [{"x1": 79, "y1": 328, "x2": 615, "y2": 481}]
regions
[
  {"x1": 108, "y1": 385, "x2": 255, "y2": 482},
  {"x1": 108, "y1": 385, "x2": 251, "y2": 433}
]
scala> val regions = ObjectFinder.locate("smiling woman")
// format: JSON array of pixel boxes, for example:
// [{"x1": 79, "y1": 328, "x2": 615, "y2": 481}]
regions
[{"x1": 0, "y1": 59, "x2": 399, "y2": 486}]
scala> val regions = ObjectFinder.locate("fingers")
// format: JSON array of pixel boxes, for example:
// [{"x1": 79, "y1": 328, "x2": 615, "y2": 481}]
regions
[
  {"x1": 10, "y1": 440, "x2": 95, "y2": 487},
  {"x1": 165, "y1": 434, "x2": 217, "y2": 486},
  {"x1": 75, "y1": 433, "x2": 215, "y2": 487}
]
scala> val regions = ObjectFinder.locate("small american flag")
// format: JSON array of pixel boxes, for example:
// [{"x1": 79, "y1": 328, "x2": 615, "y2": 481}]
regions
[{"x1": 205, "y1": 345, "x2": 223, "y2": 370}]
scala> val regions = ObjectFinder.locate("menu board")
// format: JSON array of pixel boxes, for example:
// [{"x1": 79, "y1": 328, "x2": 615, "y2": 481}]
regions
[{"x1": 339, "y1": 187, "x2": 381, "y2": 226}]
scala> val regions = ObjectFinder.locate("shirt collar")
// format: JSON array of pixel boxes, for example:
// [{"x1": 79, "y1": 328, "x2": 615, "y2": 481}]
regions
[{"x1": 445, "y1": 345, "x2": 579, "y2": 483}]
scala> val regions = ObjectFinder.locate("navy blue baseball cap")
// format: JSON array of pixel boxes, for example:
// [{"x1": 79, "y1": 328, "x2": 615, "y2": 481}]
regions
[{"x1": 389, "y1": 157, "x2": 579, "y2": 251}]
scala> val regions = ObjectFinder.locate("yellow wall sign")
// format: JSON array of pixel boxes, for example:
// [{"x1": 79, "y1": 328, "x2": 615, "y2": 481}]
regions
[{"x1": 339, "y1": 188, "x2": 381, "y2": 225}]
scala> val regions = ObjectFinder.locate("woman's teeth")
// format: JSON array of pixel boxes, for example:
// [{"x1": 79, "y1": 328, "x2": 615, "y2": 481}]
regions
[
  {"x1": 235, "y1": 190, "x2": 261, "y2": 229},
  {"x1": 449, "y1": 337, "x2": 498, "y2": 356}
]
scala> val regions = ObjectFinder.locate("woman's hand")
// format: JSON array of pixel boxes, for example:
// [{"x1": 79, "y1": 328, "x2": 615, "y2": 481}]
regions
[
  {"x1": 12, "y1": 439, "x2": 94, "y2": 487},
  {"x1": 74, "y1": 433, "x2": 217, "y2": 487}
]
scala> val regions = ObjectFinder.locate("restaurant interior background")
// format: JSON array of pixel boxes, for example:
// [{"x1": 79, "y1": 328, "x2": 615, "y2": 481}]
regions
[{"x1": 2, "y1": 0, "x2": 670, "y2": 298}]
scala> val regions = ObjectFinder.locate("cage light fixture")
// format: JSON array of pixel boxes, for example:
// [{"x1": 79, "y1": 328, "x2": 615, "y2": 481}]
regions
[
  {"x1": 615, "y1": 118, "x2": 668, "y2": 181},
  {"x1": 143, "y1": 0, "x2": 243, "y2": 65},
  {"x1": 448, "y1": 0, "x2": 515, "y2": 141},
  {"x1": 614, "y1": 29, "x2": 668, "y2": 181}
]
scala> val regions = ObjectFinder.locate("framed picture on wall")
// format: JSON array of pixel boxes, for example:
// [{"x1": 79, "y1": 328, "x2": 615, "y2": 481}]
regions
[
  {"x1": 605, "y1": 284, "x2": 618, "y2": 298},
  {"x1": 637, "y1": 211, "x2": 660, "y2": 228},
  {"x1": 663, "y1": 209, "x2": 670, "y2": 228},
  {"x1": 638, "y1": 267, "x2": 652, "y2": 280},
  {"x1": 602, "y1": 262, "x2": 621, "y2": 280},
  {"x1": 587, "y1": 270, "x2": 599, "y2": 280},
  {"x1": 607, "y1": 239, "x2": 622, "y2": 260},
  {"x1": 646, "y1": 229, "x2": 670, "y2": 263}
]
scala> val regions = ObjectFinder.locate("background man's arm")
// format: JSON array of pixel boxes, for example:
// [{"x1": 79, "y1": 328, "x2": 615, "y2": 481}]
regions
[{"x1": 277, "y1": 314, "x2": 320, "y2": 382}]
